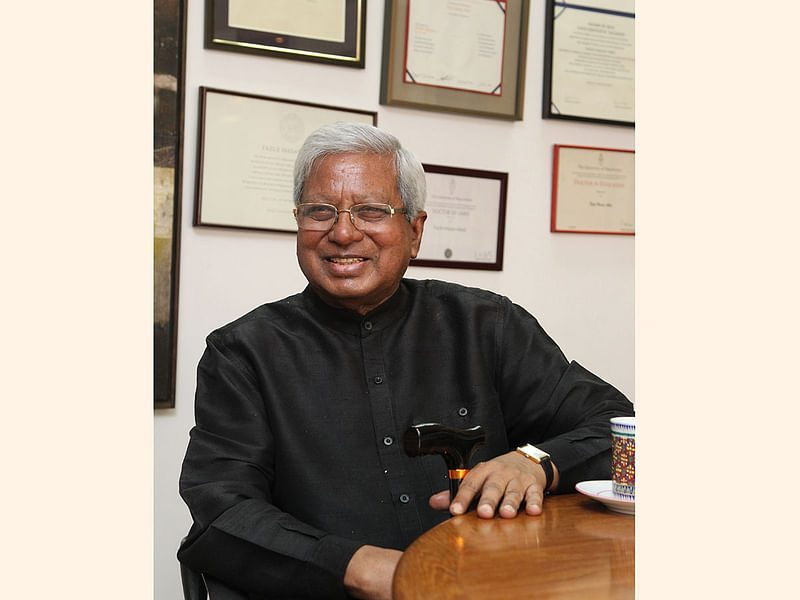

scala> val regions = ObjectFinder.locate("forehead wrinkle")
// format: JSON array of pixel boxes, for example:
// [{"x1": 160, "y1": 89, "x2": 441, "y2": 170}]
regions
[
  {"x1": 303, "y1": 153, "x2": 401, "y2": 207},
  {"x1": 303, "y1": 187, "x2": 392, "y2": 207}
]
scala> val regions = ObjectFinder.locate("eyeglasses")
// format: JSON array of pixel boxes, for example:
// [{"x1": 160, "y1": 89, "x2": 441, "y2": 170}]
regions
[{"x1": 293, "y1": 202, "x2": 408, "y2": 232}]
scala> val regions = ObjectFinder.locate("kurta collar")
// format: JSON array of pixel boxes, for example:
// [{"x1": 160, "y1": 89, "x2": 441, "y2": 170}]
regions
[{"x1": 301, "y1": 280, "x2": 411, "y2": 336}]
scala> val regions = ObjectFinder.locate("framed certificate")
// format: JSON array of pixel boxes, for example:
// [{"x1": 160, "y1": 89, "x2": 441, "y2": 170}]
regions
[
  {"x1": 205, "y1": 0, "x2": 367, "y2": 67},
  {"x1": 194, "y1": 87, "x2": 376, "y2": 233},
  {"x1": 381, "y1": 0, "x2": 530, "y2": 120},
  {"x1": 411, "y1": 164, "x2": 508, "y2": 270},
  {"x1": 551, "y1": 145, "x2": 634, "y2": 235},
  {"x1": 543, "y1": 0, "x2": 635, "y2": 126}
]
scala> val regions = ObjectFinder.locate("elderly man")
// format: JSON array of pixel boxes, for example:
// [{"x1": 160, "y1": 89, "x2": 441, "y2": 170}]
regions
[{"x1": 178, "y1": 122, "x2": 633, "y2": 599}]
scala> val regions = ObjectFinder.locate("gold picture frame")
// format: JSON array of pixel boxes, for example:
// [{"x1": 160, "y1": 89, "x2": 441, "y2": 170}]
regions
[{"x1": 205, "y1": 0, "x2": 367, "y2": 67}]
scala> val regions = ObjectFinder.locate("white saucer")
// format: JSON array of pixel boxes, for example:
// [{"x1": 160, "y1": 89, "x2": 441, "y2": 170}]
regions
[{"x1": 575, "y1": 480, "x2": 635, "y2": 515}]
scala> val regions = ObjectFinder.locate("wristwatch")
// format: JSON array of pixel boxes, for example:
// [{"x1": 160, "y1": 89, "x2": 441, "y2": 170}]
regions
[{"x1": 516, "y1": 444, "x2": 554, "y2": 491}]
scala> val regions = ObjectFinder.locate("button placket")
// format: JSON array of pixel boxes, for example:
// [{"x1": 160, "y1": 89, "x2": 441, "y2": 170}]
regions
[{"x1": 361, "y1": 326, "x2": 420, "y2": 538}]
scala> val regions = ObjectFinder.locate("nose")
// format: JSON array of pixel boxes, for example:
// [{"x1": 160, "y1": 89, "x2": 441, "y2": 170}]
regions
[{"x1": 327, "y1": 208, "x2": 363, "y2": 244}]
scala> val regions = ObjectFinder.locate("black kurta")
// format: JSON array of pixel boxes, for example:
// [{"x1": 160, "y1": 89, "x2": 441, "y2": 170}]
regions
[{"x1": 178, "y1": 279, "x2": 633, "y2": 598}]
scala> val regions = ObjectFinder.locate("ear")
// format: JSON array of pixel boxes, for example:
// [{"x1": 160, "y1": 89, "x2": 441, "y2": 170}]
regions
[{"x1": 408, "y1": 211, "x2": 427, "y2": 258}]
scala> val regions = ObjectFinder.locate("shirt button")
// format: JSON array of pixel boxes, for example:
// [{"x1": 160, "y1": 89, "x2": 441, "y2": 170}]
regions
[
  {"x1": 374, "y1": 375, "x2": 383, "y2": 384},
  {"x1": 363, "y1": 321, "x2": 373, "y2": 331},
  {"x1": 399, "y1": 494, "x2": 410, "y2": 504},
  {"x1": 458, "y1": 407, "x2": 469, "y2": 417},
  {"x1": 383, "y1": 436, "x2": 394, "y2": 446}
]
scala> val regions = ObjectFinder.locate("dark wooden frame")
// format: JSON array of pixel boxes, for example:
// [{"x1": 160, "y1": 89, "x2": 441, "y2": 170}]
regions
[
  {"x1": 411, "y1": 164, "x2": 508, "y2": 271},
  {"x1": 205, "y1": 0, "x2": 367, "y2": 68},
  {"x1": 380, "y1": 0, "x2": 530, "y2": 120},
  {"x1": 193, "y1": 87, "x2": 377, "y2": 234},
  {"x1": 154, "y1": 0, "x2": 187, "y2": 409},
  {"x1": 542, "y1": 0, "x2": 635, "y2": 127}
]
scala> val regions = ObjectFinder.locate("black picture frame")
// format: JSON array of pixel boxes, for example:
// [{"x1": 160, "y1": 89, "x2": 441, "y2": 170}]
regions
[
  {"x1": 194, "y1": 87, "x2": 377, "y2": 234},
  {"x1": 542, "y1": 0, "x2": 635, "y2": 127},
  {"x1": 205, "y1": 0, "x2": 367, "y2": 68}
]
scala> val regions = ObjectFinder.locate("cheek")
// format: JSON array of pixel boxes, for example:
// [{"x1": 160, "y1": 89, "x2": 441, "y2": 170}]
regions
[
  {"x1": 296, "y1": 235, "x2": 322, "y2": 272},
  {"x1": 374, "y1": 235, "x2": 414, "y2": 269},
  {"x1": 297, "y1": 231, "x2": 322, "y2": 252}
]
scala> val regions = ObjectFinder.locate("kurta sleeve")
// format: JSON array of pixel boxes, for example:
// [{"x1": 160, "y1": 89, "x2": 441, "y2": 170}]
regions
[
  {"x1": 178, "y1": 334, "x2": 362, "y2": 599},
  {"x1": 495, "y1": 300, "x2": 634, "y2": 492}
]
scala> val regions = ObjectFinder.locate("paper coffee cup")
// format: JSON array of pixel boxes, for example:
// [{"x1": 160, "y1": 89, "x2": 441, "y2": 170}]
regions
[{"x1": 611, "y1": 416, "x2": 635, "y2": 499}]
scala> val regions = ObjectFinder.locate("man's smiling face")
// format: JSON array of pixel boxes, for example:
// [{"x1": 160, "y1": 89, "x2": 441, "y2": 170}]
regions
[{"x1": 296, "y1": 152, "x2": 426, "y2": 315}]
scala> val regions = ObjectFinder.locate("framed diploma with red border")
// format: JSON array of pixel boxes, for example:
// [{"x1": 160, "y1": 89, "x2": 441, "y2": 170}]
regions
[
  {"x1": 551, "y1": 144, "x2": 634, "y2": 235},
  {"x1": 411, "y1": 164, "x2": 507, "y2": 270},
  {"x1": 380, "y1": 0, "x2": 529, "y2": 120}
]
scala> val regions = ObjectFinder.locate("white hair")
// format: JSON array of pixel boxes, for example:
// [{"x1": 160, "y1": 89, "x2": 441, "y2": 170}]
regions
[{"x1": 293, "y1": 122, "x2": 427, "y2": 219}]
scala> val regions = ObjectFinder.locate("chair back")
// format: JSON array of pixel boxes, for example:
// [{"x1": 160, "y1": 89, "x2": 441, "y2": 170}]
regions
[{"x1": 180, "y1": 562, "x2": 207, "y2": 600}]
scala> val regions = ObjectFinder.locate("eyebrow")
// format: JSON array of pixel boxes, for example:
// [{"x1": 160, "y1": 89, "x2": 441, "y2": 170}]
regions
[{"x1": 302, "y1": 193, "x2": 389, "y2": 204}]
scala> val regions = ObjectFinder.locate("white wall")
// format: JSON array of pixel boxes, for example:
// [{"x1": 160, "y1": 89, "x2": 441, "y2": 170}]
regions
[{"x1": 155, "y1": 1, "x2": 634, "y2": 597}]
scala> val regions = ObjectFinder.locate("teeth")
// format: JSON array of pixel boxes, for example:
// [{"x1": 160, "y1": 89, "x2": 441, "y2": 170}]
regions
[{"x1": 330, "y1": 257, "x2": 364, "y2": 264}]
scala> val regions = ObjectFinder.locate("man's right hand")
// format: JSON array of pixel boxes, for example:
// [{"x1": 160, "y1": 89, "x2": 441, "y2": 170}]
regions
[
  {"x1": 428, "y1": 451, "x2": 559, "y2": 519},
  {"x1": 344, "y1": 545, "x2": 403, "y2": 600}
]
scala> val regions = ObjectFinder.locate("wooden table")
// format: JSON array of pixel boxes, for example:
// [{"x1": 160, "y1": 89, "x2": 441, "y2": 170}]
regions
[{"x1": 393, "y1": 493, "x2": 634, "y2": 600}]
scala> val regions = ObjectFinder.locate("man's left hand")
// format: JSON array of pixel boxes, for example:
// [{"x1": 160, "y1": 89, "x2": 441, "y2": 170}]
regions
[{"x1": 428, "y1": 451, "x2": 559, "y2": 519}]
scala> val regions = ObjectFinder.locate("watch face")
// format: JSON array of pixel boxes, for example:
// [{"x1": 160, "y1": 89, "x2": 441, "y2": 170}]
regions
[{"x1": 520, "y1": 444, "x2": 550, "y2": 461}]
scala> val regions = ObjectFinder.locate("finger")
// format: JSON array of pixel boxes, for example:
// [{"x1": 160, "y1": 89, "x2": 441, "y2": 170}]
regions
[
  {"x1": 524, "y1": 484, "x2": 545, "y2": 515},
  {"x1": 449, "y1": 466, "x2": 488, "y2": 515},
  {"x1": 497, "y1": 481, "x2": 525, "y2": 519},
  {"x1": 428, "y1": 490, "x2": 450, "y2": 511},
  {"x1": 475, "y1": 477, "x2": 507, "y2": 519}
]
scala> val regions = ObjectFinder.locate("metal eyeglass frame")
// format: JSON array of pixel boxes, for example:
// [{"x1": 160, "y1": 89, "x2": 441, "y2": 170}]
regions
[{"x1": 293, "y1": 202, "x2": 409, "y2": 232}]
